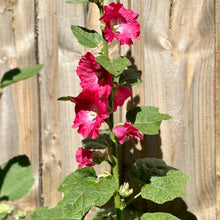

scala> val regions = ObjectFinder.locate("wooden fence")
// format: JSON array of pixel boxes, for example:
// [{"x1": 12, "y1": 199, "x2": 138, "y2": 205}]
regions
[{"x1": 0, "y1": 0, "x2": 219, "y2": 219}]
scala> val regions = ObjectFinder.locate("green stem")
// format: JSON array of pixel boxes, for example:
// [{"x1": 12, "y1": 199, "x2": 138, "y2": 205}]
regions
[{"x1": 124, "y1": 192, "x2": 141, "y2": 209}]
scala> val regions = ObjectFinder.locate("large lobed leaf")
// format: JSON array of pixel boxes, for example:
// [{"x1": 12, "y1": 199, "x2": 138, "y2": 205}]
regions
[
  {"x1": 141, "y1": 212, "x2": 180, "y2": 220},
  {"x1": 71, "y1": 25, "x2": 102, "y2": 48},
  {"x1": 129, "y1": 158, "x2": 175, "y2": 184},
  {"x1": 0, "y1": 155, "x2": 35, "y2": 201},
  {"x1": 95, "y1": 55, "x2": 131, "y2": 76},
  {"x1": 141, "y1": 170, "x2": 190, "y2": 204},
  {"x1": 126, "y1": 106, "x2": 171, "y2": 135},
  {"x1": 30, "y1": 167, "x2": 117, "y2": 220},
  {"x1": 0, "y1": 65, "x2": 43, "y2": 89},
  {"x1": 82, "y1": 130, "x2": 111, "y2": 150}
]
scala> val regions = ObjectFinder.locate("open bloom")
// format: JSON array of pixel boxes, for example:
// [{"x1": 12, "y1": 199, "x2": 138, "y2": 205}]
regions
[
  {"x1": 100, "y1": 2, "x2": 140, "y2": 45},
  {"x1": 77, "y1": 52, "x2": 113, "y2": 95},
  {"x1": 113, "y1": 122, "x2": 143, "y2": 145},
  {"x1": 76, "y1": 147, "x2": 95, "y2": 168},
  {"x1": 113, "y1": 86, "x2": 131, "y2": 112},
  {"x1": 71, "y1": 88, "x2": 109, "y2": 139}
]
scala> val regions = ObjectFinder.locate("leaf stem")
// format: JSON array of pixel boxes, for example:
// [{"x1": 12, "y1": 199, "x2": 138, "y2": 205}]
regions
[{"x1": 124, "y1": 192, "x2": 141, "y2": 208}]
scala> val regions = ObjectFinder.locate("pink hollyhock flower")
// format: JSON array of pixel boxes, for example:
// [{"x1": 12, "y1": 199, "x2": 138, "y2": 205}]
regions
[
  {"x1": 76, "y1": 147, "x2": 95, "y2": 168},
  {"x1": 77, "y1": 52, "x2": 113, "y2": 95},
  {"x1": 113, "y1": 86, "x2": 131, "y2": 112},
  {"x1": 71, "y1": 88, "x2": 109, "y2": 139},
  {"x1": 113, "y1": 122, "x2": 143, "y2": 145},
  {"x1": 100, "y1": 2, "x2": 140, "y2": 45}
]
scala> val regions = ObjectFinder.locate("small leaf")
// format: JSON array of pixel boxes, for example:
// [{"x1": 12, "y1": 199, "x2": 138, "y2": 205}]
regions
[
  {"x1": 0, "y1": 204, "x2": 14, "y2": 220},
  {"x1": 141, "y1": 212, "x2": 180, "y2": 220},
  {"x1": 141, "y1": 170, "x2": 190, "y2": 204},
  {"x1": 82, "y1": 130, "x2": 111, "y2": 150},
  {"x1": 65, "y1": 0, "x2": 89, "y2": 3},
  {"x1": 57, "y1": 96, "x2": 73, "y2": 101},
  {"x1": 126, "y1": 106, "x2": 171, "y2": 135},
  {"x1": 0, "y1": 64, "x2": 43, "y2": 89},
  {"x1": 0, "y1": 155, "x2": 35, "y2": 201},
  {"x1": 129, "y1": 158, "x2": 175, "y2": 184},
  {"x1": 71, "y1": 25, "x2": 102, "y2": 48},
  {"x1": 95, "y1": 55, "x2": 131, "y2": 76},
  {"x1": 114, "y1": 69, "x2": 142, "y2": 87}
]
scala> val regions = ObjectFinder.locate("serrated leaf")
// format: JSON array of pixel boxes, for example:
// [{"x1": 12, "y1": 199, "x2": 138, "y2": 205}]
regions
[
  {"x1": 82, "y1": 130, "x2": 111, "y2": 150},
  {"x1": 129, "y1": 158, "x2": 175, "y2": 184},
  {"x1": 114, "y1": 69, "x2": 142, "y2": 87},
  {"x1": 57, "y1": 96, "x2": 73, "y2": 101},
  {"x1": 126, "y1": 106, "x2": 171, "y2": 135},
  {"x1": 141, "y1": 212, "x2": 180, "y2": 220},
  {"x1": 141, "y1": 170, "x2": 190, "y2": 204},
  {"x1": 95, "y1": 55, "x2": 131, "y2": 76},
  {"x1": 0, "y1": 155, "x2": 35, "y2": 201},
  {"x1": 31, "y1": 167, "x2": 117, "y2": 219},
  {"x1": 0, "y1": 64, "x2": 43, "y2": 89},
  {"x1": 93, "y1": 208, "x2": 143, "y2": 220},
  {"x1": 0, "y1": 204, "x2": 14, "y2": 220},
  {"x1": 65, "y1": 0, "x2": 89, "y2": 3},
  {"x1": 71, "y1": 25, "x2": 102, "y2": 48}
]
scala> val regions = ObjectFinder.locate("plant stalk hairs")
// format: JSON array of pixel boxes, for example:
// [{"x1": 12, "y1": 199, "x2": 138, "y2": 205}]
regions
[{"x1": 30, "y1": 1, "x2": 190, "y2": 219}]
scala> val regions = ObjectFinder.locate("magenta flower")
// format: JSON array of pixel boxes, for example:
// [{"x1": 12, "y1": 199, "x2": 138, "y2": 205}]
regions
[
  {"x1": 71, "y1": 88, "x2": 109, "y2": 139},
  {"x1": 113, "y1": 86, "x2": 131, "y2": 112},
  {"x1": 76, "y1": 147, "x2": 95, "y2": 168},
  {"x1": 77, "y1": 52, "x2": 113, "y2": 95},
  {"x1": 100, "y1": 2, "x2": 140, "y2": 45},
  {"x1": 113, "y1": 122, "x2": 143, "y2": 145}
]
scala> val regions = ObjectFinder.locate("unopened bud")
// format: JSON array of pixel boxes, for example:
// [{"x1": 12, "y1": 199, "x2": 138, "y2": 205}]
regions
[
  {"x1": 119, "y1": 182, "x2": 133, "y2": 198},
  {"x1": 92, "y1": 150, "x2": 108, "y2": 164}
]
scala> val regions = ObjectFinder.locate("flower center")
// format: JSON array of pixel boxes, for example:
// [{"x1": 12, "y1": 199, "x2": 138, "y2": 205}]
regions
[{"x1": 112, "y1": 24, "x2": 120, "y2": 33}]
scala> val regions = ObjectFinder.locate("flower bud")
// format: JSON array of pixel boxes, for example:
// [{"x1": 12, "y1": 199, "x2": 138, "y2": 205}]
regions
[
  {"x1": 92, "y1": 150, "x2": 108, "y2": 164},
  {"x1": 119, "y1": 182, "x2": 133, "y2": 198}
]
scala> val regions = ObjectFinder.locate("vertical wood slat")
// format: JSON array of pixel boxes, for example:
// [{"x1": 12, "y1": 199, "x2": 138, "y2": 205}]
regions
[
  {"x1": 0, "y1": 0, "x2": 40, "y2": 216},
  {"x1": 144, "y1": 0, "x2": 216, "y2": 219},
  {"x1": 38, "y1": 0, "x2": 62, "y2": 207},
  {"x1": 216, "y1": 0, "x2": 220, "y2": 219}
]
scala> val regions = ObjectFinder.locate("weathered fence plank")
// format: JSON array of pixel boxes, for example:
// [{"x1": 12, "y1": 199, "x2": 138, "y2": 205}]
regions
[
  {"x1": 144, "y1": 0, "x2": 216, "y2": 219},
  {"x1": 216, "y1": 0, "x2": 220, "y2": 219},
  {"x1": 38, "y1": 0, "x2": 62, "y2": 207},
  {"x1": 0, "y1": 0, "x2": 40, "y2": 215}
]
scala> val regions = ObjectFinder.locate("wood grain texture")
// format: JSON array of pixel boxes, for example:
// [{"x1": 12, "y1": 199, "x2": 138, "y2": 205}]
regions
[
  {"x1": 144, "y1": 0, "x2": 216, "y2": 219},
  {"x1": 0, "y1": 0, "x2": 40, "y2": 216},
  {"x1": 216, "y1": 0, "x2": 220, "y2": 219},
  {"x1": 38, "y1": 0, "x2": 62, "y2": 207}
]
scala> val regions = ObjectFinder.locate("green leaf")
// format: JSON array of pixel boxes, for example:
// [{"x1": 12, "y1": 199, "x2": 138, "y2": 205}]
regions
[
  {"x1": 95, "y1": 55, "x2": 131, "y2": 76},
  {"x1": 0, "y1": 155, "x2": 35, "y2": 201},
  {"x1": 82, "y1": 130, "x2": 111, "y2": 150},
  {"x1": 65, "y1": 0, "x2": 89, "y2": 3},
  {"x1": 31, "y1": 167, "x2": 117, "y2": 220},
  {"x1": 0, "y1": 64, "x2": 43, "y2": 89},
  {"x1": 57, "y1": 96, "x2": 73, "y2": 101},
  {"x1": 71, "y1": 25, "x2": 102, "y2": 48},
  {"x1": 141, "y1": 212, "x2": 180, "y2": 220},
  {"x1": 93, "y1": 208, "x2": 143, "y2": 220},
  {"x1": 126, "y1": 106, "x2": 171, "y2": 135},
  {"x1": 141, "y1": 170, "x2": 190, "y2": 204},
  {"x1": 114, "y1": 69, "x2": 142, "y2": 87},
  {"x1": 129, "y1": 158, "x2": 175, "y2": 184},
  {"x1": 0, "y1": 204, "x2": 14, "y2": 220}
]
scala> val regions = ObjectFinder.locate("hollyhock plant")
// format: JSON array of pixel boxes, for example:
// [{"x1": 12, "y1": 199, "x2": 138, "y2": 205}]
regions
[
  {"x1": 76, "y1": 147, "x2": 95, "y2": 168},
  {"x1": 71, "y1": 88, "x2": 109, "y2": 139},
  {"x1": 77, "y1": 52, "x2": 113, "y2": 94},
  {"x1": 114, "y1": 122, "x2": 143, "y2": 145},
  {"x1": 113, "y1": 86, "x2": 131, "y2": 111},
  {"x1": 31, "y1": 1, "x2": 190, "y2": 220},
  {"x1": 100, "y1": 2, "x2": 140, "y2": 45}
]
